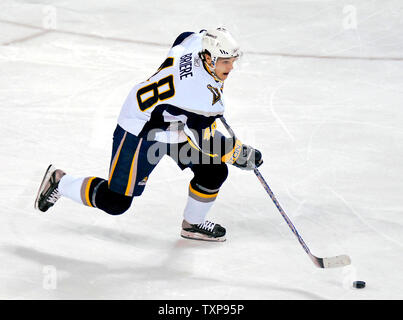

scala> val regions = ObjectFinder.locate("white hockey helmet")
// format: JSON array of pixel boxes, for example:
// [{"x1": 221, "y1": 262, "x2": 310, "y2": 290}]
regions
[{"x1": 201, "y1": 27, "x2": 241, "y2": 69}]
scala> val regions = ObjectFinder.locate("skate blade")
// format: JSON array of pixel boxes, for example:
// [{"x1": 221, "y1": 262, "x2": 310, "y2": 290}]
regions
[
  {"x1": 34, "y1": 164, "x2": 56, "y2": 210},
  {"x1": 181, "y1": 230, "x2": 226, "y2": 242}
]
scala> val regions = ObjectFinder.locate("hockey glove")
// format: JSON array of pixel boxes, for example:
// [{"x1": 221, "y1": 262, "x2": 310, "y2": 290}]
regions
[
  {"x1": 222, "y1": 139, "x2": 263, "y2": 170},
  {"x1": 233, "y1": 144, "x2": 263, "y2": 170}
]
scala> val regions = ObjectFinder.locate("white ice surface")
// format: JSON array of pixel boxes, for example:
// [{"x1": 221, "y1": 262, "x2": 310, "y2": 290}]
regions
[{"x1": 1, "y1": 0, "x2": 403, "y2": 299}]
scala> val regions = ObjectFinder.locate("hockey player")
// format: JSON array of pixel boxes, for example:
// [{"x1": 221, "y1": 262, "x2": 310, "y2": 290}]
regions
[{"x1": 35, "y1": 27, "x2": 263, "y2": 242}]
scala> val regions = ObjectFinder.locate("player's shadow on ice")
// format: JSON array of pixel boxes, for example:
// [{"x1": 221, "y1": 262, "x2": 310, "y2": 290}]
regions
[
  {"x1": 6, "y1": 242, "x2": 324, "y2": 299},
  {"x1": 6, "y1": 221, "x2": 325, "y2": 299},
  {"x1": 5, "y1": 244, "x2": 217, "y2": 298},
  {"x1": 55, "y1": 222, "x2": 222, "y2": 250}
]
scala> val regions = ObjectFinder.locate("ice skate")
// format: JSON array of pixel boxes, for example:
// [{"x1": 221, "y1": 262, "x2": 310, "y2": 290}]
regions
[
  {"x1": 34, "y1": 164, "x2": 66, "y2": 212},
  {"x1": 181, "y1": 219, "x2": 226, "y2": 242}
]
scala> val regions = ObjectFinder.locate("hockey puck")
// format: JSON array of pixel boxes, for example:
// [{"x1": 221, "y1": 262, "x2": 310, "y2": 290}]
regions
[{"x1": 353, "y1": 281, "x2": 366, "y2": 289}]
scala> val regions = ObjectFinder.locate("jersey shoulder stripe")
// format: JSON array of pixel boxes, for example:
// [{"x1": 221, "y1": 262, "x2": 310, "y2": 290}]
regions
[{"x1": 171, "y1": 32, "x2": 195, "y2": 48}]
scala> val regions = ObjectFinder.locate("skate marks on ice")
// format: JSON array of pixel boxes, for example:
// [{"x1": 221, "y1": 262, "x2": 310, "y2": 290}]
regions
[
  {"x1": 327, "y1": 187, "x2": 403, "y2": 249},
  {"x1": 2, "y1": 13, "x2": 403, "y2": 60}
]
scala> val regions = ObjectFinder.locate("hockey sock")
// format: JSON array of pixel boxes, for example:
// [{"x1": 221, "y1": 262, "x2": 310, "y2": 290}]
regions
[
  {"x1": 59, "y1": 175, "x2": 132, "y2": 215},
  {"x1": 91, "y1": 180, "x2": 133, "y2": 215},
  {"x1": 183, "y1": 182, "x2": 218, "y2": 224},
  {"x1": 59, "y1": 175, "x2": 104, "y2": 207},
  {"x1": 58, "y1": 174, "x2": 86, "y2": 205},
  {"x1": 183, "y1": 196, "x2": 215, "y2": 224}
]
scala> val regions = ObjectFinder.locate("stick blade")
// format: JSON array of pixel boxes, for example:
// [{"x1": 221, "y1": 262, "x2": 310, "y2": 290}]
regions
[{"x1": 313, "y1": 254, "x2": 351, "y2": 268}]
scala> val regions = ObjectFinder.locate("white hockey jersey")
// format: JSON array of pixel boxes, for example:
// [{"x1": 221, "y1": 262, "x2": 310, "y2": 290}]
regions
[{"x1": 117, "y1": 31, "x2": 226, "y2": 149}]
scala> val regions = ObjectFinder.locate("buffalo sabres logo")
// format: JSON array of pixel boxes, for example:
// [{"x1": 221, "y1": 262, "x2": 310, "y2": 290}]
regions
[{"x1": 207, "y1": 85, "x2": 222, "y2": 105}]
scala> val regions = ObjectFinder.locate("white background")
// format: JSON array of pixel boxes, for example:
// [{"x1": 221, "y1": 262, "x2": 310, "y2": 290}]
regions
[{"x1": 1, "y1": 0, "x2": 402, "y2": 299}]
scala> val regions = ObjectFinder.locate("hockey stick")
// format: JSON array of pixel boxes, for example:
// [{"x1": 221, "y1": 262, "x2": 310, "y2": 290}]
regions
[{"x1": 219, "y1": 116, "x2": 351, "y2": 268}]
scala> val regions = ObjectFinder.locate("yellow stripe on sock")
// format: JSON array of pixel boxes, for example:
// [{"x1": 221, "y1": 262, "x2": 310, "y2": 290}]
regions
[
  {"x1": 189, "y1": 184, "x2": 218, "y2": 199},
  {"x1": 85, "y1": 177, "x2": 96, "y2": 207}
]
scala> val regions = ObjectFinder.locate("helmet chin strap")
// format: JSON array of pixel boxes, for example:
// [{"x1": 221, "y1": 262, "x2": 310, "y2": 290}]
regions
[
  {"x1": 205, "y1": 61, "x2": 216, "y2": 73},
  {"x1": 200, "y1": 51, "x2": 221, "y2": 79},
  {"x1": 204, "y1": 61, "x2": 224, "y2": 81}
]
